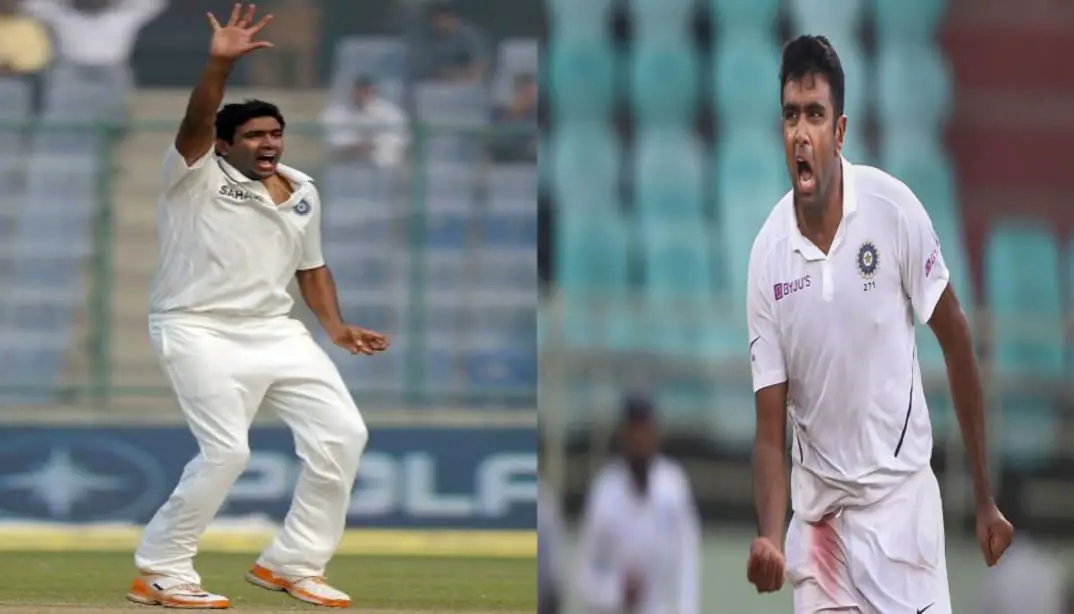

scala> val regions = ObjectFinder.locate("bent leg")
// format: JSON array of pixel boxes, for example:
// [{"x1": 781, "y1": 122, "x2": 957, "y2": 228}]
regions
[{"x1": 258, "y1": 334, "x2": 368, "y2": 577}]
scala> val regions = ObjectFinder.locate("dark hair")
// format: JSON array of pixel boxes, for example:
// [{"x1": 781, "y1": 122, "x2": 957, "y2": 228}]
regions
[
  {"x1": 779, "y1": 35, "x2": 845, "y2": 118},
  {"x1": 215, "y1": 99, "x2": 286, "y2": 143},
  {"x1": 355, "y1": 75, "x2": 376, "y2": 89}
]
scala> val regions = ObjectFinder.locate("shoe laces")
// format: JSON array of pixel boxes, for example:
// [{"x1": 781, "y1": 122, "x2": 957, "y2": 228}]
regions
[{"x1": 170, "y1": 583, "x2": 208, "y2": 595}]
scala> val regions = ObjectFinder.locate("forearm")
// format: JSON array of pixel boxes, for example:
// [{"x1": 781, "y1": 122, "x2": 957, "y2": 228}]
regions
[
  {"x1": 753, "y1": 442, "x2": 788, "y2": 543},
  {"x1": 296, "y1": 266, "x2": 345, "y2": 332},
  {"x1": 182, "y1": 58, "x2": 233, "y2": 130},
  {"x1": 945, "y1": 334, "x2": 992, "y2": 505}
]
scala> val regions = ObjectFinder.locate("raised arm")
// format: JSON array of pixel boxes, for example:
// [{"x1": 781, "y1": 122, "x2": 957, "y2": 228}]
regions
[{"x1": 176, "y1": 3, "x2": 274, "y2": 164}]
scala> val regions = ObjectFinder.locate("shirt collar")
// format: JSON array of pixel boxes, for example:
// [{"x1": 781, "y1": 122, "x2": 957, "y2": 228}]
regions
[{"x1": 788, "y1": 156, "x2": 857, "y2": 255}]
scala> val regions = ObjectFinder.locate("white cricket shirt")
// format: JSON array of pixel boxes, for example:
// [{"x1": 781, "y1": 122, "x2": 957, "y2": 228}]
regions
[
  {"x1": 577, "y1": 457, "x2": 700, "y2": 614},
  {"x1": 149, "y1": 145, "x2": 325, "y2": 318},
  {"x1": 747, "y1": 159, "x2": 951, "y2": 522}
]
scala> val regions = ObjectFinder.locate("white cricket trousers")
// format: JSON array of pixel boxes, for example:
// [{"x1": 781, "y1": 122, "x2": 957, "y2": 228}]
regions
[
  {"x1": 135, "y1": 314, "x2": 369, "y2": 584},
  {"x1": 785, "y1": 467, "x2": 952, "y2": 614}
]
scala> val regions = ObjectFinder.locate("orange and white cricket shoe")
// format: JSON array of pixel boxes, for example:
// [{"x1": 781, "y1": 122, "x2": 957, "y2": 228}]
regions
[
  {"x1": 245, "y1": 564, "x2": 351, "y2": 608},
  {"x1": 126, "y1": 575, "x2": 231, "y2": 609}
]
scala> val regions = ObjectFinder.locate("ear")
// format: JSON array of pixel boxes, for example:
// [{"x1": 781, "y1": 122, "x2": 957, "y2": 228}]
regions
[
  {"x1": 834, "y1": 114, "x2": 847, "y2": 157},
  {"x1": 214, "y1": 138, "x2": 230, "y2": 157}
]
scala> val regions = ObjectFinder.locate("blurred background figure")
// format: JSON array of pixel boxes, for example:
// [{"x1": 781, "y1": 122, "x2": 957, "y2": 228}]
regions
[
  {"x1": 23, "y1": 0, "x2": 166, "y2": 120},
  {"x1": 539, "y1": 0, "x2": 1074, "y2": 611},
  {"x1": 488, "y1": 72, "x2": 537, "y2": 164},
  {"x1": 245, "y1": 0, "x2": 321, "y2": 89},
  {"x1": 319, "y1": 75, "x2": 410, "y2": 169},
  {"x1": 539, "y1": 478, "x2": 565, "y2": 614},
  {"x1": 414, "y1": 0, "x2": 490, "y2": 83},
  {"x1": 0, "y1": 0, "x2": 52, "y2": 79},
  {"x1": 575, "y1": 397, "x2": 700, "y2": 614}
]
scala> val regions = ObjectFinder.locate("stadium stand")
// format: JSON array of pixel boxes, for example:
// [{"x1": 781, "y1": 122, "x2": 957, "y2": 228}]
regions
[{"x1": 541, "y1": 0, "x2": 1071, "y2": 466}]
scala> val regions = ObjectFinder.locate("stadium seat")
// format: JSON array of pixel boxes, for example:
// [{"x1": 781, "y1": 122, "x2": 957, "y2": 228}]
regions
[
  {"x1": 321, "y1": 166, "x2": 400, "y2": 247},
  {"x1": 787, "y1": 0, "x2": 865, "y2": 39},
  {"x1": 415, "y1": 84, "x2": 489, "y2": 162},
  {"x1": 478, "y1": 248, "x2": 536, "y2": 294},
  {"x1": 487, "y1": 164, "x2": 538, "y2": 206},
  {"x1": 641, "y1": 221, "x2": 711, "y2": 299},
  {"x1": 713, "y1": 130, "x2": 787, "y2": 309},
  {"x1": 872, "y1": 0, "x2": 947, "y2": 44},
  {"x1": 481, "y1": 209, "x2": 537, "y2": 248},
  {"x1": 549, "y1": 122, "x2": 620, "y2": 208},
  {"x1": 984, "y1": 219, "x2": 1064, "y2": 465},
  {"x1": 492, "y1": 38, "x2": 539, "y2": 102},
  {"x1": 632, "y1": 128, "x2": 705, "y2": 222},
  {"x1": 0, "y1": 78, "x2": 30, "y2": 155},
  {"x1": 546, "y1": 0, "x2": 615, "y2": 40},
  {"x1": 556, "y1": 210, "x2": 630, "y2": 296},
  {"x1": 548, "y1": 38, "x2": 618, "y2": 122},
  {"x1": 329, "y1": 37, "x2": 407, "y2": 101},
  {"x1": 628, "y1": 41, "x2": 700, "y2": 126},
  {"x1": 875, "y1": 43, "x2": 952, "y2": 134},
  {"x1": 711, "y1": 33, "x2": 783, "y2": 129},
  {"x1": 467, "y1": 347, "x2": 538, "y2": 393},
  {"x1": 628, "y1": 0, "x2": 696, "y2": 41},
  {"x1": 709, "y1": 0, "x2": 781, "y2": 33}
]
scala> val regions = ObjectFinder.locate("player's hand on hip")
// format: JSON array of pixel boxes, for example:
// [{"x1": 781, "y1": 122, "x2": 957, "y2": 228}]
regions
[
  {"x1": 976, "y1": 500, "x2": 1013, "y2": 566},
  {"x1": 329, "y1": 325, "x2": 389, "y2": 356},
  {"x1": 206, "y1": 3, "x2": 274, "y2": 61},
  {"x1": 746, "y1": 536, "x2": 786, "y2": 593}
]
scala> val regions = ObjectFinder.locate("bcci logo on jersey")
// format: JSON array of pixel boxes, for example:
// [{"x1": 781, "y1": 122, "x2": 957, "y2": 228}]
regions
[
  {"x1": 293, "y1": 199, "x2": 312, "y2": 216},
  {"x1": 857, "y1": 241, "x2": 880, "y2": 279}
]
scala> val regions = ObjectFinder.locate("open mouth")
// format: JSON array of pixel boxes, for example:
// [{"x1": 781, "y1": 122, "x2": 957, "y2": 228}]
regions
[
  {"x1": 796, "y1": 157, "x2": 815, "y2": 192},
  {"x1": 256, "y1": 154, "x2": 277, "y2": 172}
]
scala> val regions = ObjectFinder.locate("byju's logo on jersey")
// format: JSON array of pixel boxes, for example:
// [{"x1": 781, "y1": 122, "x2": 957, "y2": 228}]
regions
[
  {"x1": 293, "y1": 199, "x2": 312, "y2": 216},
  {"x1": 857, "y1": 241, "x2": 880, "y2": 279},
  {"x1": 773, "y1": 275, "x2": 811, "y2": 301}
]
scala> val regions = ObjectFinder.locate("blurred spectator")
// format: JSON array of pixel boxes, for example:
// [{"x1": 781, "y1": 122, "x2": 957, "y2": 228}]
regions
[
  {"x1": 23, "y1": 0, "x2": 164, "y2": 70},
  {"x1": 319, "y1": 75, "x2": 409, "y2": 169},
  {"x1": 246, "y1": 0, "x2": 320, "y2": 88},
  {"x1": 488, "y1": 72, "x2": 537, "y2": 163},
  {"x1": 576, "y1": 396, "x2": 700, "y2": 614},
  {"x1": 0, "y1": 0, "x2": 52, "y2": 77},
  {"x1": 538, "y1": 479, "x2": 564, "y2": 614},
  {"x1": 415, "y1": 1, "x2": 489, "y2": 83}
]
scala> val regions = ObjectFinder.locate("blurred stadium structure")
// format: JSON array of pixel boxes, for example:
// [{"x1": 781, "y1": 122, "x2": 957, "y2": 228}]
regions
[
  {"x1": 538, "y1": 0, "x2": 1074, "y2": 610},
  {"x1": 0, "y1": 0, "x2": 538, "y2": 535}
]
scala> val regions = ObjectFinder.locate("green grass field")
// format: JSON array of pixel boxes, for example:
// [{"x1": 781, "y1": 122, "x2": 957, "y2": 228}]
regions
[{"x1": 0, "y1": 552, "x2": 535, "y2": 613}]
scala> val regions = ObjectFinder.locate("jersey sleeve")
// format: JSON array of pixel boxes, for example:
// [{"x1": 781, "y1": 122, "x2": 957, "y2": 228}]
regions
[
  {"x1": 896, "y1": 184, "x2": 950, "y2": 325},
  {"x1": 161, "y1": 143, "x2": 214, "y2": 196},
  {"x1": 746, "y1": 240, "x2": 787, "y2": 392},
  {"x1": 297, "y1": 188, "x2": 326, "y2": 271},
  {"x1": 576, "y1": 472, "x2": 624, "y2": 612}
]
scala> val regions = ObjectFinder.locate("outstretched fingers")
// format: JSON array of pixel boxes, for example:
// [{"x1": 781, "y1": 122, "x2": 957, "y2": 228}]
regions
[
  {"x1": 249, "y1": 13, "x2": 274, "y2": 34},
  {"x1": 206, "y1": 12, "x2": 222, "y2": 30}
]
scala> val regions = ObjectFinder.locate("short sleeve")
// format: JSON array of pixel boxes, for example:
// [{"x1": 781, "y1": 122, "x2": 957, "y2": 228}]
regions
[
  {"x1": 896, "y1": 185, "x2": 950, "y2": 325},
  {"x1": 297, "y1": 188, "x2": 325, "y2": 271},
  {"x1": 162, "y1": 143, "x2": 214, "y2": 195},
  {"x1": 746, "y1": 240, "x2": 787, "y2": 392}
]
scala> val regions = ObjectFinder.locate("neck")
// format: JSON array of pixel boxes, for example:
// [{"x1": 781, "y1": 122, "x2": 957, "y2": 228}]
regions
[{"x1": 795, "y1": 160, "x2": 844, "y2": 250}]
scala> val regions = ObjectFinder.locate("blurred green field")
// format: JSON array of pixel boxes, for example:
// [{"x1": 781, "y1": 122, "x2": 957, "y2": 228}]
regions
[
  {"x1": 0, "y1": 552, "x2": 535, "y2": 613},
  {"x1": 559, "y1": 528, "x2": 1074, "y2": 613}
]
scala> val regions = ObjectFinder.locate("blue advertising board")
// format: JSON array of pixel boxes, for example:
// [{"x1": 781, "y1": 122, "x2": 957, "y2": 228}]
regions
[{"x1": 0, "y1": 427, "x2": 536, "y2": 529}]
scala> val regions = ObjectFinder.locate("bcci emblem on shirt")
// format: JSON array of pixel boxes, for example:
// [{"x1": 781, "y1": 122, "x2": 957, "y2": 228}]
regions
[
  {"x1": 293, "y1": 199, "x2": 312, "y2": 216},
  {"x1": 857, "y1": 241, "x2": 879, "y2": 279}
]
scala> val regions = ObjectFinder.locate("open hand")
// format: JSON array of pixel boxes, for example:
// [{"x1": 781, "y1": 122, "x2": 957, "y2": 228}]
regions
[
  {"x1": 746, "y1": 536, "x2": 785, "y2": 593},
  {"x1": 207, "y1": 3, "x2": 274, "y2": 61},
  {"x1": 976, "y1": 500, "x2": 1013, "y2": 566},
  {"x1": 329, "y1": 325, "x2": 390, "y2": 356}
]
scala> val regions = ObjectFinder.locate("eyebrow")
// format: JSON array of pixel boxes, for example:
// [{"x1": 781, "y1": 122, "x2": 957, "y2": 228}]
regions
[{"x1": 782, "y1": 102, "x2": 827, "y2": 113}]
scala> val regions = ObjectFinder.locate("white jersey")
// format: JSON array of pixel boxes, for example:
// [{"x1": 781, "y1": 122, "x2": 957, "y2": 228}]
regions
[
  {"x1": 149, "y1": 145, "x2": 325, "y2": 318},
  {"x1": 747, "y1": 158, "x2": 951, "y2": 522},
  {"x1": 577, "y1": 457, "x2": 700, "y2": 614}
]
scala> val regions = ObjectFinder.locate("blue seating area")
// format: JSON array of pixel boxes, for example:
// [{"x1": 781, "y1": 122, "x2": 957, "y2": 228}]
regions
[
  {"x1": 319, "y1": 36, "x2": 538, "y2": 405},
  {"x1": 543, "y1": 0, "x2": 1072, "y2": 457}
]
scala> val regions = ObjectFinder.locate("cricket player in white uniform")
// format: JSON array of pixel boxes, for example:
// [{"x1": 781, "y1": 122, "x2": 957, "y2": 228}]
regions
[
  {"x1": 577, "y1": 397, "x2": 700, "y2": 614},
  {"x1": 744, "y1": 35, "x2": 1014, "y2": 613},
  {"x1": 126, "y1": 5, "x2": 389, "y2": 609}
]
